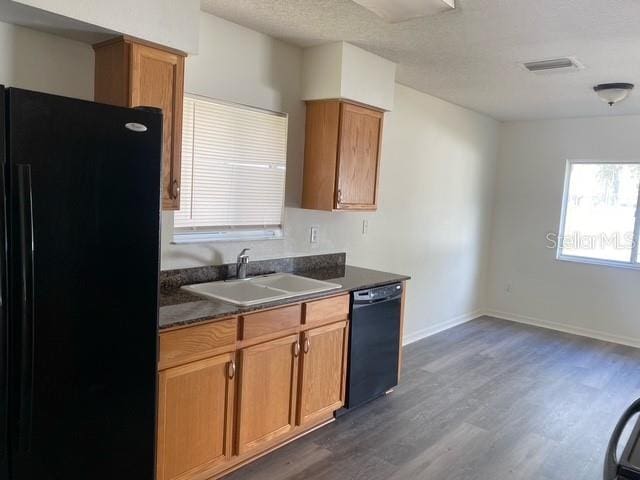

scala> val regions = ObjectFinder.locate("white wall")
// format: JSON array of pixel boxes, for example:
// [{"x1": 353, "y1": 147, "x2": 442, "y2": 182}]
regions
[
  {"x1": 363, "y1": 84, "x2": 498, "y2": 341},
  {"x1": 12, "y1": 0, "x2": 200, "y2": 53},
  {"x1": 160, "y1": 13, "x2": 316, "y2": 269},
  {"x1": 0, "y1": 20, "x2": 94, "y2": 99},
  {"x1": 162, "y1": 13, "x2": 499, "y2": 342},
  {"x1": 0, "y1": 12, "x2": 500, "y2": 344},
  {"x1": 487, "y1": 116, "x2": 640, "y2": 346}
]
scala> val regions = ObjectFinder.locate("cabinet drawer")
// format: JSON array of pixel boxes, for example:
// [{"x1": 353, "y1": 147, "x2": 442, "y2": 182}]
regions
[
  {"x1": 159, "y1": 318, "x2": 237, "y2": 370},
  {"x1": 240, "y1": 305, "x2": 302, "y2": 341},
  {"x1": 303, "y1": 295, "x2": 350, "y2": 327}
]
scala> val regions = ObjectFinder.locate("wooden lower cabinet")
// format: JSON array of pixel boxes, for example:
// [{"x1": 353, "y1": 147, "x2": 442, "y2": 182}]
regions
[
  {"x1": 157, "y1": 352, "x2": 236, "y2": 480},
  {"x1": 235, "y1": 334, "x2": 300, "y2": 455},
  {"x1": 298, "y1": 321, "x2": 349, "y2": 426},
  {"x1": 157, "y1": 296, "x2": 354, "y2": 479}
]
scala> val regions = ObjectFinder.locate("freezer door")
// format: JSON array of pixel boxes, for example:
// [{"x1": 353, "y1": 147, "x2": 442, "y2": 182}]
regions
[
  {"x1": 7, "y1": 89, "x2": 162, "y2": 480},
  {"x1": 0, "y1": 85, "x2": 8, "y2": 480}
]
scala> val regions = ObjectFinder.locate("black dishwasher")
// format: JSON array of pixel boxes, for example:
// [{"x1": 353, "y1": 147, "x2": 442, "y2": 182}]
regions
[{"x1": 343, "y1": 283, "x2": 403, "y2": 411}]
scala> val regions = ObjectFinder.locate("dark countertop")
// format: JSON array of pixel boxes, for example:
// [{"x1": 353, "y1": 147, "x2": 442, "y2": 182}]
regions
[{"x1": 159, "y1": 265, "x2": 410, "y2": 330}]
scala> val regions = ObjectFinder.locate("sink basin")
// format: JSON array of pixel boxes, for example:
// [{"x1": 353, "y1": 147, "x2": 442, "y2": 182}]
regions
[
  {"x1": 181, "y1": 273, "x2": 342, "y2": 306},
  {"x1": 249, "y1": 273, "x2": 338, "y2": 293}
]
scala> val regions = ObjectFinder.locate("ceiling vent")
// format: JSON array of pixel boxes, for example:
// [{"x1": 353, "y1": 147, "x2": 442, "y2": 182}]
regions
[{"x1": 522, "y1": 57, "x2": 584, "y2": 74}]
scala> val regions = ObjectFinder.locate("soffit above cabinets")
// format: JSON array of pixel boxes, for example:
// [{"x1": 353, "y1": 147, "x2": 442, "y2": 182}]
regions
[
  {"x1": 351, "y1": 0, "x2": 455, "y2": 23},
  {"x1": 0, "y1": 0, "x2": 116, "y2": 43},
  {"x1": 0, "y1": 0, "x2": 200, "y2": 53},
  {"x1": 302, "y1": 42, "x2": 397, "y2": 111}
]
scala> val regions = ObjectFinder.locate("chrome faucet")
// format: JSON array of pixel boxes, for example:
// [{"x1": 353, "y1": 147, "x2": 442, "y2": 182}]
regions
[{"x1": 236, "y1": 248, "x2": 251, "y2": 279}]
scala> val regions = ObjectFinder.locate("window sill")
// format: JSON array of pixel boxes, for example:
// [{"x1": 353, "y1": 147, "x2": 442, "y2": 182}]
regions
[
  {"x1": 172, "y1": 228, "x2": 284, "y2": 244},
  {"x1": 556, "y1": 254, "x2": 640, "y2": 271}
]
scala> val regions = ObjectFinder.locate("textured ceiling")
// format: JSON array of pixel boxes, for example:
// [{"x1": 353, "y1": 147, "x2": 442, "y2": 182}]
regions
[{"x1": 200, "y1": 0, "x2": 640, "y2": 121}]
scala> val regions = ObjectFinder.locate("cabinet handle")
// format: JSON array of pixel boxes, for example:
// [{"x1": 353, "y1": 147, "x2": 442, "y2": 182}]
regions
[
  {"x1": 228, "y1": 360, "x2": 236, "y2": 379},
  {"x1": 171, "y1": 179, "x2": 180, "y2": 199},
  {"x1": 337, "y1": 189, "x2": 343, "y2": 204},
  {"x1": 303, "y1": 337, "x2": 310, "y2": 354},
  {"x1": 293, "y1": 341, "x2": 301, "y2": 357}
]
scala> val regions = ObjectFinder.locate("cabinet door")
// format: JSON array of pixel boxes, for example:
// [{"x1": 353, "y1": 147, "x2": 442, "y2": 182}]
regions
[
  {"x1": 236, "y1": 334, "x2": 300, "y2": 455},
  {"x1": 297, "y1": 321, "x2": 349, "y2": 426},
  {"x1": 157, "y1": 353, "x2": 235, "y2": 480},
  {"x1": 301, "y1": 100, "x2": 341, "y2": 211},
  {"x1": 336, "y1": 103, "x2": 383, "y2": 210},
  {"x1": 130, "y1": 43, "x2": 185, "y2": 210}
]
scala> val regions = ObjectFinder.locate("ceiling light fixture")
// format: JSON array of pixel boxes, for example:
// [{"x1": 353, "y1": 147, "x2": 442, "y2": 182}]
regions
[
  {"x1": 351, "y1": 0, "x2": 455, "y2": 23},
  {"x1": 594, "y1": 83, "x2": 634, "y2": 107}
]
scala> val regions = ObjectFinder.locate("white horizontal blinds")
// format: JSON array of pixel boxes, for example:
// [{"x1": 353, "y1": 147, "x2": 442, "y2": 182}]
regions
[
  {"x1": 178, "y1": 97, "x2": 195, "y2": 222},
  {"x1": 175, "y1": 95, "x2": 287, "y2": 231}
]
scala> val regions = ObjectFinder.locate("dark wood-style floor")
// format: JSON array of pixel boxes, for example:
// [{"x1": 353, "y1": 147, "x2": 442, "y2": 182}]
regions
[{"x1": 224, "y1": 316, "x2": 640, "y2": 480}]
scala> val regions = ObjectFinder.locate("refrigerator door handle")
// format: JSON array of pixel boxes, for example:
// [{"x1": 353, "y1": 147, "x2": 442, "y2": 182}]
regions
[
  {"x1": 0, "y1": 165, "x2": 7, "y2": 462},
  {"x1": 17, "y1": 164, "x2": 34, "y2": 453}
]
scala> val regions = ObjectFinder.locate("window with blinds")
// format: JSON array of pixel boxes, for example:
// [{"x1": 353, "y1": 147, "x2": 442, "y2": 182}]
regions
[{"x1": 174, "y1": 94, "x2": 288, "y2": 243}]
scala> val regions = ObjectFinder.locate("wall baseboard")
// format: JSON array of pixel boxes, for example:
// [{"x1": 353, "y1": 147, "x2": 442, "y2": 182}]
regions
[
  {"x1": 485, "y1": 309, "x2": 640, "y2": 349},
  {"x1": 401, "y1": 308, "x2": 640, "y2": 350},
  {"x1": 402, "y1": 309, "x2": 483, "y2": 346}
]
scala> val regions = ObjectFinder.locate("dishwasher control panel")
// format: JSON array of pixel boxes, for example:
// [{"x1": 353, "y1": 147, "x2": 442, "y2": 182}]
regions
[{"x1": 353, "y1": 283, "x2": 403, "y2": 303}]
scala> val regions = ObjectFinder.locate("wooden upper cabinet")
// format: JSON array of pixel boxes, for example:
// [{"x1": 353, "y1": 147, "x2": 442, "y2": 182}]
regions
[
  {"x1": 297, "y1": 320, "x2": 349, "y2": 427},
  {"x1": 93, "y1": 36, "x2": 186, "y2": 210},
  {"x1": 157, "y1": 352, "x2": 236, "y2": 480},
  {"x1": 337, "y1": 103, "x2": 383, "y2": 207},
  {"x1": 302, "y1": 100, "x2": 384, "y2": 212},
  {"x1": 130, "y1": 43, "x2": 185, "y2": 210},
  {"x1": 235, "y1": 334, "x2": 300, "y2": 455}
]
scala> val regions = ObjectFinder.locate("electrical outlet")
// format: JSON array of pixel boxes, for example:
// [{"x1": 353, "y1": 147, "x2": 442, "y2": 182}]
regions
[
  {"x1": 505, "y1": 283, "x2": 512, "y2": 294},
  {"x1": 362, "y1": 219, "x2": 369, "y2": 236},
  {"x1": 310, "y1": 226, "x2": 319, "y2": 244}
]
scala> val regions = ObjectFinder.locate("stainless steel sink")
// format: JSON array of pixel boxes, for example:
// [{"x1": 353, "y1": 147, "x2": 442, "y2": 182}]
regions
[{"x1": 181, "y1": 273, "x2": 342, "y2": 306}]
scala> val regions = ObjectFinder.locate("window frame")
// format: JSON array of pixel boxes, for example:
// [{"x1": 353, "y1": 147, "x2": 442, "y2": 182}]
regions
[
  {"x1": 556, "y1": 159, "x2": 640, "y2": 270},
  {"x1": 172, "y1": 93, "x2": 288, "y2": 244}
]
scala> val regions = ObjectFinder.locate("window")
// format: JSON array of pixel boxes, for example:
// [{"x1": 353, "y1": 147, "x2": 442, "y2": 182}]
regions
[
  {"x1": 174, "y1": 94, "x2": 288, "y2": 243},
  {"x1": 557, "y1": 160, "x2": 640, "y2": 268}
]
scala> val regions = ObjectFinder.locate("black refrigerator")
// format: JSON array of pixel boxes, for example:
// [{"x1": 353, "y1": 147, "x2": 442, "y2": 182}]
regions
[{"x1": 0, "y1": 87, "x2": 162, "y2": 480}]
